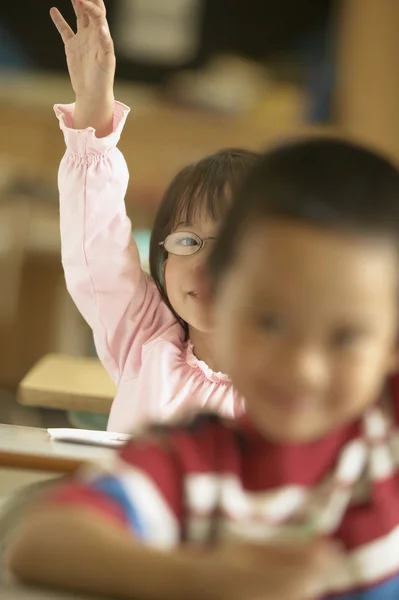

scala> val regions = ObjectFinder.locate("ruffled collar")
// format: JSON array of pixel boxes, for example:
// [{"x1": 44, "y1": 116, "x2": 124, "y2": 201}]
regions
[{"x1": 185, "y1": 341, "x2": 230, "y2": 384}]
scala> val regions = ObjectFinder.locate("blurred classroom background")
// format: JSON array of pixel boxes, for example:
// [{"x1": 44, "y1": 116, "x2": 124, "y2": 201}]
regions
[{"x1": 0, "y1": 0, "x2": 398, "y2": 429}]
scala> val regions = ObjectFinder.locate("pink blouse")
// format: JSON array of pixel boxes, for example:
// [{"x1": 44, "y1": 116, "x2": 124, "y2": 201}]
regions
[{"x1": 54, "y1": 101, "x2": 245, "y2": 433}]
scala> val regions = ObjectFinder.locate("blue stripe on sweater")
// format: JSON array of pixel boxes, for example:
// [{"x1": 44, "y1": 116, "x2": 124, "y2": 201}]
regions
[
  {"x1": 333, "y1": 573, "x2": 399, "y2": 600},
  {"x1": 92, "y1": 476, "x2": 145, "y2": 538}
]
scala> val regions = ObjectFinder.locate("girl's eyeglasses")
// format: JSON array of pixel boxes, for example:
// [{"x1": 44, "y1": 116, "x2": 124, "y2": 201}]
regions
[{"x1": 159, "y1": 232, "x2": 216, "y2": 256}]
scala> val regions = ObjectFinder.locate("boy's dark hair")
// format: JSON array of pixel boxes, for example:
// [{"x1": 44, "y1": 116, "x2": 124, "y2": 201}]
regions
[
  {"x1": 149, "y1": 148, "x2": 259, "y2": 333},
  {"x1": 209, "y1": 137, "x2": 399, "y2": 283}
]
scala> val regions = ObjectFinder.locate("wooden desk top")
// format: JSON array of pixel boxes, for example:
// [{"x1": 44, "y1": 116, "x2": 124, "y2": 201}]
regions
[
  {"x1": 0, "y1": 424, "x2": 114, "y2": 474},
  {"x1": 18, "y1": 354, "x2": 116, "y2": 414}
]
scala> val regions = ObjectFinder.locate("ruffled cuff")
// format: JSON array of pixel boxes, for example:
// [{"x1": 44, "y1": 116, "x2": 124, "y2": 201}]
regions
[{"x1": 53, "y1": 100, "x2": 130, "y2": 155}]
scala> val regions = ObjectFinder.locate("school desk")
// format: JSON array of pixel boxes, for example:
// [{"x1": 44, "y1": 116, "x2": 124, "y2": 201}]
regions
[
  {"x1": 0, "y1": 423, "x2": 114, "y2": 475},
  {"x1": 18, "y1": 354, "x2": 116, "y2": 416}
]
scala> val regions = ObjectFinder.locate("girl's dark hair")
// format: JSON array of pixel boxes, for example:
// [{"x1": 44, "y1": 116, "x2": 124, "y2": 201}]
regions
[
  {"x1": 209, "y1": 137, "x2": 399, "y2": 283},
  {"x1": 149, "y1": 148, "x2": 259, "y2": 332}
]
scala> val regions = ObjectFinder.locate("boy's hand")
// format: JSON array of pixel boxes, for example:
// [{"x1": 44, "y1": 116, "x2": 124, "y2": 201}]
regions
[
  {"x1": 50, "y1": 0, "x2": 115, "y2": 135},
  {"x1": 198, "y1": 538, "x2": 338, "y2": 600}
]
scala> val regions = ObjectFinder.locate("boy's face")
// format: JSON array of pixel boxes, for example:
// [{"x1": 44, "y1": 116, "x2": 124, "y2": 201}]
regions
[{"x1": 211, "y1": 220, "x2": 399, "y2": 443}]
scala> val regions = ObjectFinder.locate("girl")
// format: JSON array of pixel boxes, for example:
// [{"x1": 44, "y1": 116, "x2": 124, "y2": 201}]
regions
[
  {"x1": 51, "y1": 0, "x2": 258, "y2": 433},
  {"x1": 9, "y1": 136, "x2": 399, "y2": 600}
]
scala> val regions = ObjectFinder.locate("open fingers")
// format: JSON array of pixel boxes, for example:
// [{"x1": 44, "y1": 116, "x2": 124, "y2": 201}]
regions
[
  {"x1": 78, "y1": 0, "x2": 107, "y2": 26},
  {"x1": 49, "y1": 7, "x2": 75, "y2": 44},
  {"x1": 71, "y1": 0, "x2": 89, "y2": 30},
  {"x1": 81, "y1": 0, "x2": 113, "y2": 53},
  {"x1": 84, "y1": 0, "x2": 107, "y2": 15}
]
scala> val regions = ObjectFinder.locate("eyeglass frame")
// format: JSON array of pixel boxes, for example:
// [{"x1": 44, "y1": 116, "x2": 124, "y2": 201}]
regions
[{"x1": 158, "y1": 231, "x2": 216, "y2": 256}]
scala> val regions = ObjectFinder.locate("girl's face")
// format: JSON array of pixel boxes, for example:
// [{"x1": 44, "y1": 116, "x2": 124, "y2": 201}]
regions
[
  {"x1": 164, "y1": 213, "x2": 220, "y2": 334},
  {"x1": 210, "y1": 220, "x2": 399, "y2": 443}
]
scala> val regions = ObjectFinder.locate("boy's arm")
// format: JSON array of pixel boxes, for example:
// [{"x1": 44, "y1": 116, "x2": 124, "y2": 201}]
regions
[
  {"x1": 7, "y1": 430, "x2": 190, "y2": 599},
  {"x1": 8, "y1": 497, "x2": 331, "y2": 600},
  {"x1": 8, "y1": 507, "x2": 198, "y2": 600}
]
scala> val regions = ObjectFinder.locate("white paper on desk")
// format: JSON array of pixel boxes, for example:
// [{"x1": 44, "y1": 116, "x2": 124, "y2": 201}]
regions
[{"x1": 47, "y1": 428, "x2": 132, "y2": 448}]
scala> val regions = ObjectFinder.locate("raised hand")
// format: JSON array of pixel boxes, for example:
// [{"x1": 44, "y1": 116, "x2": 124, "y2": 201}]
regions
[{"x1": 50, "y1": 0, "x2": 116, "y2": 135}]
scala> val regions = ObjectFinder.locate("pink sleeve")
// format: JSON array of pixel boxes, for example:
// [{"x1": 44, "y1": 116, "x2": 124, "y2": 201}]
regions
[{"x1": 54, "y1": 101, "x2": 177, "y2": 384}]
